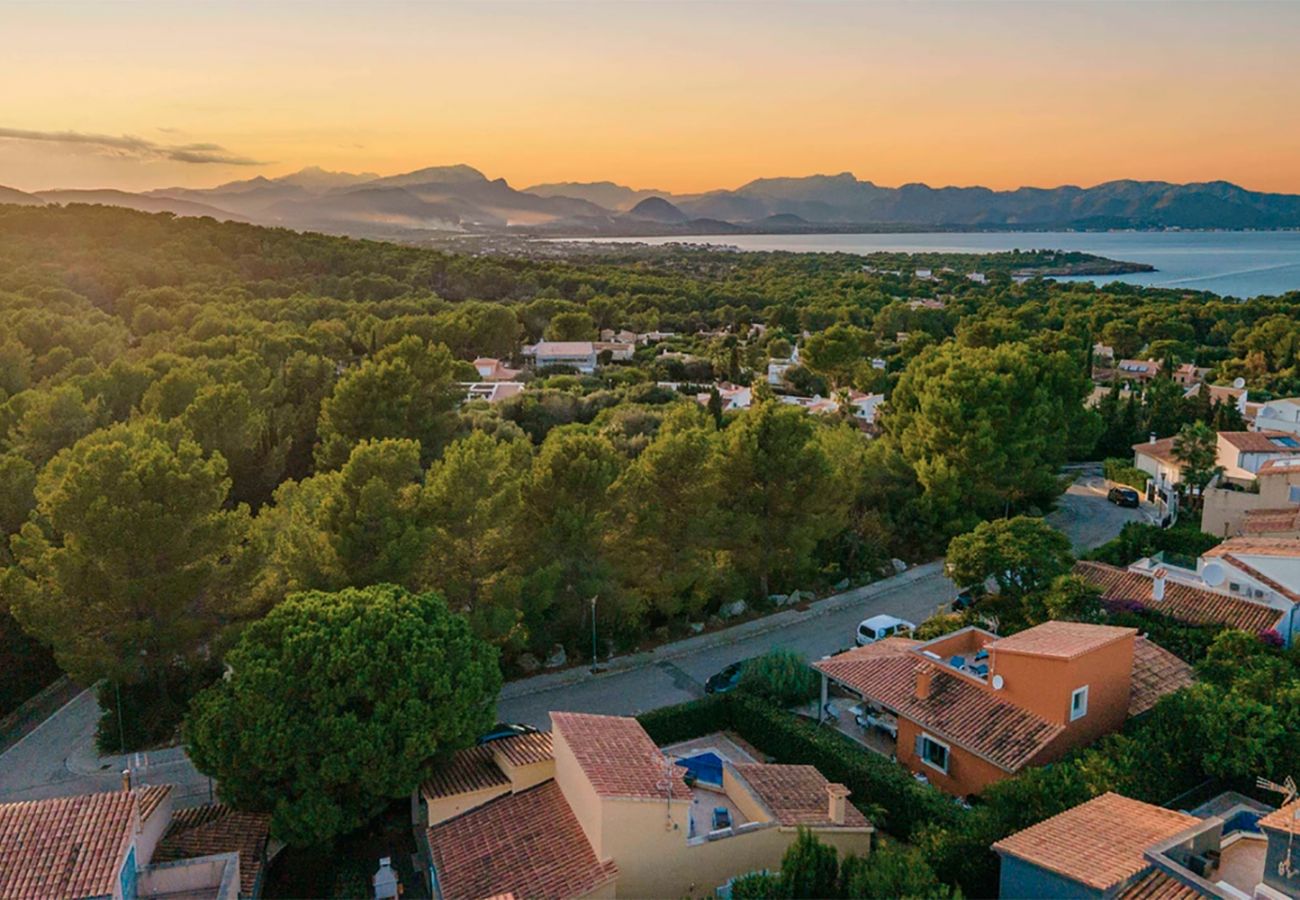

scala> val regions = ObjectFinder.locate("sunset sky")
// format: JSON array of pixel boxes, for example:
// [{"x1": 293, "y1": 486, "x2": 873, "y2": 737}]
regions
[{"x1": 3, "y1": 1, "x2": 1299, "y2": 194}]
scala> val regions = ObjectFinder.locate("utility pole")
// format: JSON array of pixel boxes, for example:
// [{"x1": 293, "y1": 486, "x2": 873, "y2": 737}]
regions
[{"x1": 589, "y1": 596, "x2": 599, "y2": 674}]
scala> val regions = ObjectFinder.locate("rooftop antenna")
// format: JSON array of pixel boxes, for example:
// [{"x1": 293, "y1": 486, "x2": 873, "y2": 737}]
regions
[
  {"x1": 1257, "y1": 775, "x2": 1299, "y2": 879},
  {"x1": 657, "y1": 753, "x2": 677, "y2": 831}
]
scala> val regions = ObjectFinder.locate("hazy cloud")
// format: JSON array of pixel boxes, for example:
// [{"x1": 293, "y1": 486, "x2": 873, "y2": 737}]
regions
[{"x1": 0, "y1": 127, "x2": 264, "y2": 165}]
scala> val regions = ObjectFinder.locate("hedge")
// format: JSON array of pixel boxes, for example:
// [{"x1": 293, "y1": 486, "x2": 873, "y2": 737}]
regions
[
  {"x1": 1103, "y1": 457, "x2": 1149, "y2": 490},
  {"x1": 1086, "y1": 520, "x2": 1222, "y2": 568}
]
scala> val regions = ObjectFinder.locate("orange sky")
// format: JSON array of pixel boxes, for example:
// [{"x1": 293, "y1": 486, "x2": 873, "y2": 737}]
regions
[{"x1": 2, "y1": 1, "x2": 1299, "y2": 194}]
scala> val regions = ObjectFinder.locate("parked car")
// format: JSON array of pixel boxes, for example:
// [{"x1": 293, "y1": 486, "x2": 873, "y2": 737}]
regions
[
  {"x1": 951, "y1": 586, "x2": 986, "y2": 611},
  {"x1": 704, "y1": 660, "x2": 750, "y2": 694},
  {"x1": 1108, "y1": 486, "x2": 1141, "y2": 508},
  {"x1": 476, "y1": 722, "x2": 539, "y2": 745},
  {"x1": 855, "y1": 614, "x2": 916, "y2": 646}
]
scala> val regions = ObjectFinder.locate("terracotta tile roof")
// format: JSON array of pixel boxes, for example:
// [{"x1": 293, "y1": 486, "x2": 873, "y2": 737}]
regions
[
  {"x1": 421, "y1": 745, "x2": 510, "y2": 800},
  {"x1": 1258, "y1": 800, "x2": 1300, "y2": 836},
  {"x1": 491, "y1": 731, "x2": 554, "y2": 768},
  {"x1": 1118, "y1": 868, "x2": 1201, "y2": 899},
  {"x1": 427, "y1": 781, "x2": 618, "y2": 900},
  {"x1": 136, "y1": 784, "x2": 173, "y2": 823},
  {"x1": 814, "y1": 647, "x2": 1063, "y2": 772},
  {"x1": 1219, "y1": 431, "x2": 1300, "y2": 453},
  {"x1": 730, "y1": 765, "x2": 871, "y2": 828},
  {"x1": 1205, "y1": 536, "x2": 1300, "y2": 560},
  {"x1": 1133, "y1": 437, "x2": 1180, "y2": 466},
  {"x1": 993, "y1": 792, "x2": 1199, "y2": 891},
  {"x1": 1243, "y1": 507, "x2": 1300, "y2": 535},
  {"x1": 990, "y1": 621, "x2": 1136, "y2": 659},
  {"x1": 1073, "y1": 561, "x2": 1283, "y2": 633},
  {"x1": 153, "y1": 803, "x2": 271, "y2": 898},
  {"x1": 1128, "y1": 638, "x2": 1194, "y2": 716},
  {"x1": 0, "y1": 789, "x2": 140, "y2": 900},
  {"x1": 550, "y1": 712, "x2": 690, "y2": 800}
]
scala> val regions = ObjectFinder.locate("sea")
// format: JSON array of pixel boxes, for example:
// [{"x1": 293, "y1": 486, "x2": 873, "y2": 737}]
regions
[{"x1": 566, "y1": 231, "x2": 1300, "y2": 299}]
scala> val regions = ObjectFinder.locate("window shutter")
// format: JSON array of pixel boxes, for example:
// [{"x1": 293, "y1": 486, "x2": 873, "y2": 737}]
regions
[{"x1": 914, "y1": 735, "x2": 925, "y2": 759}]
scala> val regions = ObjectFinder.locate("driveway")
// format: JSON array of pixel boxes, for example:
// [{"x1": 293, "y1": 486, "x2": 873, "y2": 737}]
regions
[{"x1": 0, "y1": 468, "x2": 1145, "y2": 801}]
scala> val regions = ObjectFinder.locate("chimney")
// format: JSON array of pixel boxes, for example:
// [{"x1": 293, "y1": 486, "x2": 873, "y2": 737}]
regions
[
  {"x1": 121, "y1": 768, "x2": 131, "y2": 792},
  {"x1": 1149, "y1": 432, "x2": 1158, "y2": 445},
  {"x1": 826, "y1": 783, "x2": 851, "y2": 825},
  {"x1": 915, "y1": 662, "x2": 935, "y2": 700},
  {"x1": 1152, "y1": 567, "x2": 1167, "y2": 602}
]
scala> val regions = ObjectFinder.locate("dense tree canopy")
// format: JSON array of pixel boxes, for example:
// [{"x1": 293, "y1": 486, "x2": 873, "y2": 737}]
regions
[{"x1": 185, "y1": 584, "x2": 500, "y2": 846}]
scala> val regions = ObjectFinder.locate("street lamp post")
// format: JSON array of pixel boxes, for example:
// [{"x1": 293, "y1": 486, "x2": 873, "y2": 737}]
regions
[{"x1": 590, "y1": 595, "x2": 599, "y2": 674}]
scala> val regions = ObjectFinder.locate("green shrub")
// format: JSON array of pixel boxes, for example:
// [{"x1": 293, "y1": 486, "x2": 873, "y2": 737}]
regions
[
  {"x1": 740, "y1": 648, "x2": 820, "y2": 706},
  {"x1": 729, "y1": 870, "x2": 785, "y2": 899},
  {"x1": 1102, "y1": 458, "x2": 1149, "y2": 490},
  {"x1": 1086, "y1": 520, "x2": 1220, "y2": 567}
]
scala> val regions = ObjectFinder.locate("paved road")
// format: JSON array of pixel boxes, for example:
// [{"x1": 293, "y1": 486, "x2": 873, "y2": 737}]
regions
[{"x1": 0, "y1": 468, "x2": 1150, "y2": 801}]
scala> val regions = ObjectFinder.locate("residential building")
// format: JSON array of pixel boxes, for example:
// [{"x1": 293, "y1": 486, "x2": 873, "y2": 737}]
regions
[
  {"x1": 599, "y1": 329, "x2": 637, "y2": 344},
  {"x1": 1201, "y1": 457, "x2": 1300, "y2": 538},
  {"x1": 0, "y1": 784, "x2": 272, "y2": 900},
  {"x1": 812, "y1": 621, "x2": 1191, "y2": 798},
  {"x1": 416, "y1": 713, "x2": 872, "y2": 899},
  {"x1": 1183, "y1": 382, "x2": 1248, "y2": 417},
  {"x1": 1172, "y1": 363, "x2": 1210, "y2": 387},
  {"x1": 1116, "y1": 359, "x2": 1163, "y2": 383},
  {"x1": 470, "y1": 357, "x2": 521, "y2": 381},
  {"x1": 461, "y1": 381, "x2": 524, "y2": 404},
  {"x1": 1074, "y1": 539, "x2": 1299, "y2": 640},
  {"x1": 1217, "y1": 431, "x2": 1300, "y2": 483},
  {"x1": 694, "y1": 382, "x2": 752, "y2": 412},
  {"x1": 995, "y1": 790, "x2": 1285, "y2": 899},
  {"x1": 593, "y1": 341, "x2": 635, "y2": 362},
  {"x1": 1133, "y1": 436, "x2": 1184, "y2": 489},
  {"x1": 523, "y1": 341, "x2": 599, "y2": 373},
  {"x1": 967, "y1": 272, "x2": 988, "y2": 284},
  {"x1": 1254, "y1": 397, "x2": 1300, "y2": 436}
]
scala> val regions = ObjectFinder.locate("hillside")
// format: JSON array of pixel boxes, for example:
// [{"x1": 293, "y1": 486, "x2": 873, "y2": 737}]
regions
[{"x1": 0, "y1": 185, "x2": 44, "y2": 206}]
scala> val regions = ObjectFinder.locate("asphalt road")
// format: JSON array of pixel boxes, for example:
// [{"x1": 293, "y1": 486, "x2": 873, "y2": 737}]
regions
[{"x1": 0, "y1": 467, "x2": 1152, "y2": 803}]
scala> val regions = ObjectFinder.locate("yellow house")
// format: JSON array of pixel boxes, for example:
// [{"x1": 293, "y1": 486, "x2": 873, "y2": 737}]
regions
[{"x1": 416, "y1": 712, "x2": 874, "y2": 899}]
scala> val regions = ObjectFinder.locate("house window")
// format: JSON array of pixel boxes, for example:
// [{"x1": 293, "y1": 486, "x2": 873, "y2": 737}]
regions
[
  {"x1": 1070, "y1": 686, "x2": 1089, "y2": 722},
  {"x1": 916, "y1": 733, "x2": 949, "y2": 774},
  {"x1": 1290, "y1": 486, "x2": 1300, "y2": 504},
  {"x1": 1229, "y1": 582, "x2": 1241, "y2": 593}
]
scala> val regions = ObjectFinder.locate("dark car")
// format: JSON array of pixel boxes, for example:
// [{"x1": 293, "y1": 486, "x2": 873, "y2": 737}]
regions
[
  {"x1": 1107, "y1": 486, "x2": 1141, "y2": 508},
  {"x1": 704, "y1": 660, "x2": 749, "y2": 694},
  {"x1": 951, "y1": 586, "x2": 985, "y2": 611},
  {"x1": 476, "y1": 722, "x2": 540, "y2": 745}
]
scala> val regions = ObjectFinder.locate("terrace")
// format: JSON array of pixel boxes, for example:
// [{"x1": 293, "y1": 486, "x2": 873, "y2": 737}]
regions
[
  {"x1": 662, "y1": 733, "x2": 763, "y2": 842},
  {"x1": 914, "y1": 627, "x2": 997, "y2": 682}
]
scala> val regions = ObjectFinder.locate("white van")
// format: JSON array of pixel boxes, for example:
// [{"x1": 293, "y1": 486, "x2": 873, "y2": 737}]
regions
[{"x1": 855, "y1": 614, "x2": 916, "y2": 646}]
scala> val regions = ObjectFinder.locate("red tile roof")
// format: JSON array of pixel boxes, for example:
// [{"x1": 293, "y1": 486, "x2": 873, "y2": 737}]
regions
[
  {"x1": 1218, "y1": 431, "x2": 1300, "y2": 453},
  {"x1": 153, "y1": 803, "x2": 271, "y2": 898},
  {"x1": 1118, "y1": 868, "x2": 1201, "y2": 899},
  {"x1": 1133, "y1": 437, "x2": 1181, "y2": 467},
  {"x1": 1242, "y1": 507, "x2": 1300, "y2": 535},
  {"x1": 492, "y1": 731, "x2": 554, "y2": 768},
  {"x1": 813, "y1": 646, "x2": 1063, "y2": 772},
  {"x1": 730, "y1": 765, "x2": 871, "y2": 828},
  {"x1": 1128, "y1": 638, "x2": 1194, "y2": 716},
  {"x1": 1073, "y1": 561, "x2": 1283, "y2": 633},
  {"x1": 1258, "y1": 457, "x2": 1300, "y2": 476},
  {"x1": 421, "y1": 745, "x2": 511, "y2": 800},
  {"x1": 990, "y1": 621, "x2": 1136, "y2": 659},
  {"x1": 427, "y1": 781, "x2": 618, "y2": 900},
  {"x1": 550, "y1": 712, "x2": 690, "y2": 800},
  {"x1": 1258, "y1": 800, "x2": 1300, "y2": 836},
  {"x1": 1205, "y1": 536, "x2": 1300, "y2": 560},
  {"x1": 0, "y1": 788, "x2": 147, "y2": 900},
  {"x1": 993, "y1": 793, "x2": 1199, "y2": 891}
]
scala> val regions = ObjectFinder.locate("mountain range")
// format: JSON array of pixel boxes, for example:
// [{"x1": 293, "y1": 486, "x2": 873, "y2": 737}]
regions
[{"x1": 6, "y1": 165, "x2": 1300, "y2": 238}]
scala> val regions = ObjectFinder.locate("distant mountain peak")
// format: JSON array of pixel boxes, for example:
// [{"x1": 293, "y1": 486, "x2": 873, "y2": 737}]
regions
[
  {"x1": 274, "y1": 166, "x2": 379, "y2": 190},
  {"x1": 626, "y1": 196, "x2": 688, "y2": 223}
]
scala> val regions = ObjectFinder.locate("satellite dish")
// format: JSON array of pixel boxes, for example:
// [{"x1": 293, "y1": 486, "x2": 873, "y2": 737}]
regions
[
  {"x1": 1232, "y1": 377, "x2": 1246, "y2": 389},
  {"x1": 1202, "y1": 562, "x2": 1226, "y2": 588},
  {"x1": 992, "y1": 675, "x2": 1005, "y2": 691}
]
